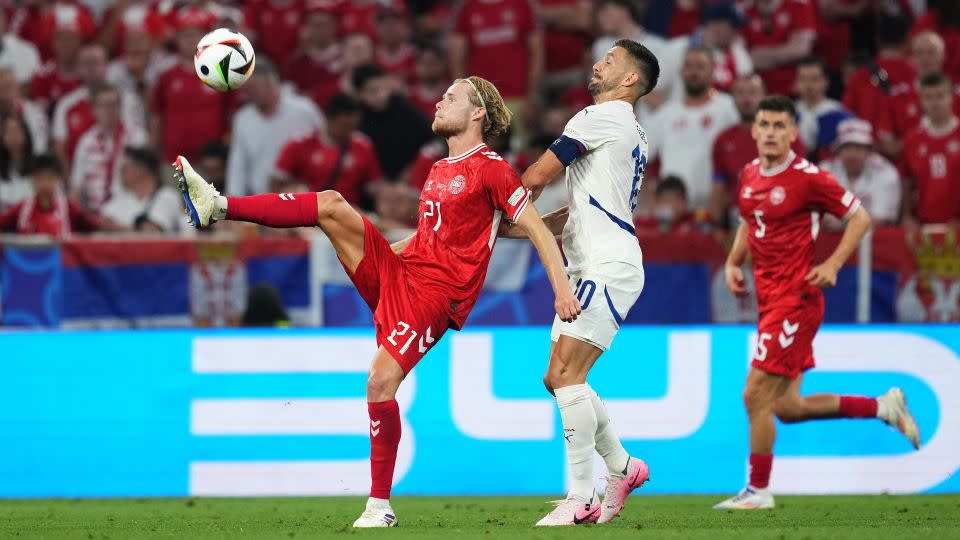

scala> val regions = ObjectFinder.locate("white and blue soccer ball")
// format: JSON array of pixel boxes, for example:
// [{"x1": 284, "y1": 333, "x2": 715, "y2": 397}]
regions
[{"x1": 194, "y1": 28, "x2": 256, "y2": 92}]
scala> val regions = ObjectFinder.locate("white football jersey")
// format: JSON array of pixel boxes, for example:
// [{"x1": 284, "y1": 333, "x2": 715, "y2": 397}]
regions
[{"x1": 559, "y1": 100, "x2": 646, "y2": 272}]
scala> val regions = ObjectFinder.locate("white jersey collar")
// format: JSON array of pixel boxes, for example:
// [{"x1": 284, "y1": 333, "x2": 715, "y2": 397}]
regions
[
  {"x1": 760, "y1": 151, "x2": 796, "y2": 177},
  {"x1": 445, "y1": 143, "x2": 486, "y2": 163}
]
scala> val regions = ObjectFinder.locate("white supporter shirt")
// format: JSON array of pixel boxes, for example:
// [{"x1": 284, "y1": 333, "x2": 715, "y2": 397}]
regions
[
  {"x1": 796, "y1": 98, "x2": 843, "y2": 150},
  {"x1": 646, "y1": 92, "x2": 738, "y2": 209},
  {"x1": 52, "y1": 87, "x2": 146, "y2": 150},
  {"x1": 559, "y1": 100, "x2": 646, "y2": 272},
  {"x1": 0, "y1": 169, "x2": 32, "y2": 211},
  {"x1": 820, "y1": 152, "x2": 901, "y2": 223},
  {"x1": 0, "y1": 34, "x2": 40, "y2": 83},
  {"x1": 660, "y1": 34, "x2": 754, "y2": 102},
  {"x1": 100, "y1": 186, "x2": 189, "y2": 234},
  {"x1": 226, "y1": 88, "x2": 325, "y2": 196},
  {"x1": 106, "y1": 52, "x2": 178, "y2": 95},
  {"x1": 17, "y1": 98, "x2": 49, "y2": 153},
  {"x1": 70, "y1": 124, "x2": 147, "y2": 210}
]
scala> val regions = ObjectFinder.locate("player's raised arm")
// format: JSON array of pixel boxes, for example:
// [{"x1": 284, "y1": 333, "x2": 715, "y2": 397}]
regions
[
  {"x1": 513, "y1": 202, "x2": 580, "y2": 322},
  {"x1": 520, "y1": 148, "x2": 566, "y2": 191}
]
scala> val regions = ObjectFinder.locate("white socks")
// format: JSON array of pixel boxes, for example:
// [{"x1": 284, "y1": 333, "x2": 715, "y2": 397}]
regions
[
  {"x1": 555, "y1": 384, "x2": 597, "y2": 502},
  {"x1": 215, "y1": 196, "x2": 228, "y2": 220},
  {"x1": 587, "y1": 384, "x2": 630, "y2": 478}
]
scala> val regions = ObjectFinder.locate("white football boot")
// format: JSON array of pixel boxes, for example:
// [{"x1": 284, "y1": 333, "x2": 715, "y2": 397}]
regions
[
  {"x1": 713, "y1": 487, "x2": 775, "y2": 510},
  {"x1": 535, "y1": 491, "x2": 601, "y2": 526},
  {"x1": 878, "y1": 387, "x2": 921, "y2": 449},
  {"x1": 352, "y1": 498, "x2": 398, "y2": 528},
  {"x1": 173, "y1": 155, "x2": 220, "y2": 228}
]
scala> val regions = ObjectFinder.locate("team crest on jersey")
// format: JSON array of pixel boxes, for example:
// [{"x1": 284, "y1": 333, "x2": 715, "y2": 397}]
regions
[
  {"x1": 771, "y1": 186, "x2": 786, "y2": 205},
  {"x1": 449, "y1": 175, "x2": 466, "y2": 194}
]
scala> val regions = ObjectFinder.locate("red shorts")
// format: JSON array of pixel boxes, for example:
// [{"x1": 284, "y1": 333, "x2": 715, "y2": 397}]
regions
[
  {"x1": 751, "y1": 294, "x2": 825, "y2": 379},
  {"x1": 341, "y1": 217, "x2": 449, "y2": 373}
]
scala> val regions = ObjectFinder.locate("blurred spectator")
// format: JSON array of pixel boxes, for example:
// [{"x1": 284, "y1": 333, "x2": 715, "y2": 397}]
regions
[
  {"x1": 106, "y1": 16, "x2": 176, "y2": 102},
  {"x1": 661, "y1": 1, "x2": 753, "y2": 100},
  {"x1": 97, "y1": 2, "x2": 167, "y2": 57},
  {"x1": 0, "y1": 153, "x2": 98, "y2": 237},
  {"x1": 843, "y1": 16, "x2": 915, "y2": 160},
  {"x1": 635, "y1": 176, "x2": 696, "y2": 234},
  {"x1": 241, "y1": 283, "x2": 290, "y2": 327},
  {"x1": 281, "y1": 8, "x2": 342, "y2": 95},
  {"x1": 820, "y1": 118, "x2": 901, "y2": 226},
  {"x1": 340, "y1": 0, "x2": 407, "y2": 38},
  {"x1": 100, "y1": 147, "x2": 186, "y2": 234},
  {"x1": 312, "y1": 32, "x2": 374, "y2": 106},
  {"x1": 710, "y1": 73, "x2": 803, "y2": 228},
  {"x1": 226, "y1": 56, "x2": 324, "y2": 196},
  {"x1": 408, "y1": 45, "x2": 448, "y2": 119},
  {"x1": 741, "y1": 0, "x2": 816, "y2": 96},
  {"x1": 794, "y1": 56, "x2": 843, "y2": 153},
  {"x1": 0, "y1": 70, "x2": 48, "y2": 153},
  {"x1": 647, "y1": 46, "x2": 738, "y2": 211},
  {"x1": 197, "y1": 140, "x2": 230, "y2": 195},
  {"x1": 374, "y1": 7, "x2": 416, "y2": 87},
  {"x1": 901, "y1": 73, "x2": 960, "y2": 228},
  {"x1": 244, "y1": 0, "x2": 307, "y2": 64},
  {"x1": 593, "y1": 0, "x2": 669, "y2": 110},
  {"x1": 70, "y1": 84, "x2": 147, "y2": 211},
  {"x1": 28, "y1": 2, "x2": 96, "y2": 61},
  {"x1": 911, "y1": 0, "x2": 960, "y2": 85},
  {"x1": 885, "y1": 32, "x2": 955, "y2": 149},
  {"x1": 0, "y1": 114, "x2": 35, "y2": 210},
  {"x1": 29, "y1": 5, "x2": 89, "y2": 111},
  {"x1": 0, "y1": 10, "x2": 40, "y2": 86},
  {"x1": 151, "y1": 7, "x2": 230, "y2": 163},
  {"x1": 539, "y1": 0, "x2": 593, "y2": 92},
  {"x1": 408, "y1": 137, "x2": 447, "y2": 190},
  {"x1": 644, "y1": 0, "x2": 702, "y2": 39},
  {"x1": 813, "y1": 0, "x2": 869, "y2": 91},
  {"x1": 369, "y1": 181, "x2": 418, "y2": 236},
  {"x1": 53, "y1": 43, "x2": 145, "y2": 171},
  {"x1": 272, "y1": 93, "x2": 383, "y2": 208},
  {"x1": 353, "y1": 64, "x2": 433, "y2": 181},
  {"x1": 449, "y1": 0, "x2": 544, "y2": 137}
]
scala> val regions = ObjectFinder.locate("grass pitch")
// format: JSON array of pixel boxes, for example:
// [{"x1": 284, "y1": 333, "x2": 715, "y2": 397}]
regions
[{"x1": 1, "y1": 495, "x2": 958, "y2": 539}]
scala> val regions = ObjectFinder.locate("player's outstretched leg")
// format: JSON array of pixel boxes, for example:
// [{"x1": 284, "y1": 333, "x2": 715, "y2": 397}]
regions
[
  {"x1": 589, "y1": 385, "x2": 649, "y2": 524},
  {"x1": 353, "y1": 347, "x2": 406, "y2": 528}
]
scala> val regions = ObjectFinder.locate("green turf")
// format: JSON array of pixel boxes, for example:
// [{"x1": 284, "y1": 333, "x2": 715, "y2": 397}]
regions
[{"x1": 1, "y1": 495, "x2": 958, "y2": 539}]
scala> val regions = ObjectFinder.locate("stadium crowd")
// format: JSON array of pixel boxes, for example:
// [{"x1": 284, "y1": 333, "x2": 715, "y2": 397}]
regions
[{"x1": 0, "y1": 0, "x2": 957, "y2": 240}]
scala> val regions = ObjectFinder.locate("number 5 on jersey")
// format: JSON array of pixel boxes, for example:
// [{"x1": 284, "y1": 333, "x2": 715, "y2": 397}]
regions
[{"x1": 386, "y1": 320, "x2": 435, "y2": 354}]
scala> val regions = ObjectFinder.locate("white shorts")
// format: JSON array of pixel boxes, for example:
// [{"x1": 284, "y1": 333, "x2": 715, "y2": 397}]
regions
[{"x1": 551, "y1": 262, "x2": 644, "y2": 351}]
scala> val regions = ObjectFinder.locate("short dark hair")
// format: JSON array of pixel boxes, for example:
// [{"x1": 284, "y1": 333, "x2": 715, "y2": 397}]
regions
[
  {"x1": 124, "y1": 147, "x2": 161, "y2": 183},
  {"x1": 656, "y1": 176, "x2": 688, "y2": 199},
  {"x1": 597, "y1": 0, "x2": 641, "y2": 24},
  {"x1": 614, "y1": 38, "x2": 660, "y2": 97},
  {"x1": 876, "y1": 15, "x2": 910, "y2": 47},
  {"x1": 352, "y1": 63, "x2": 386, "y2": 91},
  {"x1": 796, "y1": 55, "x2": 827, "y2": 75},
  {"x1": 28, "y1": 153, "x2": 63, "y2": 177},
  {"x1": 756, "y1": 95, "x2": 797, "y2": 120},
  {"x1": 199, "y1": 140, "x2": 229, "y2": 162},
  {"x1": 920, "y1": 72, "x2": 952, "y2": 89},
  {"x1": 325, "y1": 93, "x2": 362, "y2": 117},
  {"x1": 90, "y1": 83, "x2": 120, "y2": 103},
  {"x1": 252, "y1": 55, "x2": 278, "y2": 79}
]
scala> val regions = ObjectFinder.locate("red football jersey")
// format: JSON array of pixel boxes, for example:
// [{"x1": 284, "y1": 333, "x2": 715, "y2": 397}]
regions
[
  {"x1": 742, "y1": 0, "x2": 816, "y2": 95},
  {"x1": 244, "y1": 0, "x2": 306, "y2": 64},
  {"x1": 451, "y1": 0, "x2": 540, "y2": 98},
  {"x1": 540, "y1": 0, "x2": 590, "y2": 73},
  {"x1": 376, "y1": 44, "x2": 416, "y2": 83},
  {"x1": 739, "y1": 152, "x2": 860, "y2": 309},
  {"x1": 30, "y1": 60, "x2": 78, "y2": 111},
  {"x1": 842, "y1": 54, "x2": 916, "y2": 138},
  {"x1": 901, "y1": 119, "x2": 960, "y2": 224},
  {"x1": 408, "y1": 84, "x2": 443, "y2": 119},
  {"x1": 402, "y1": 143, "x2": 529, "y2": 329},
  {"x1": 712, "y1": 123, "x2": 806, "y2": 204},
  {"x1": 151, "y1": 63, "x2": 232, "y2": 162},
  {"x1": 274, "y1": 130, "x2": 383, "y2": 205},
  {"x1": 408, "y1": 139, "x2": 447, "y2": 190},
  {"x1": 281, "y1": 47, "x2": 343, "y2": 95}
]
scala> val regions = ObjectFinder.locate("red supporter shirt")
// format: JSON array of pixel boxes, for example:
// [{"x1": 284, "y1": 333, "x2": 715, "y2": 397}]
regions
[
  {"x1": 340, "y1": 0, "x2": 406, "y2": 38},
  {"x1": 409, "y1": 84, "x2": 442, "y2": 119},
  {"x1": 451, "y1": 0, "x2": 540, "y2": 98},
  {"x1": 888, "y1": 83, "x2": 960, "y2": 139},
  {"x1": 813, "y1": 0, "x2": 854, "y2": 71},
  {"x1": 901, "y1": 118, "x2": 960, "y2": 224},
  {"x1": 152, "y1": 63, "x2": 232, "y2": 162},
  {"x1": 244, "y1": 0, "x2": 306, "y2": 64},
  {"x1": 52, "y1": 87, "x2": 94, "y2": 163},
  {"x1": 274, "y1": 130, "x2": 383, "y2": 205},
  {"x1": 540, "y1": 0, "x2": 590, "y2": 73},
  {"x1": 739, "y1": 152, "x2": 860, "y2": 309},
  {"x1": 912, "y1": 12, "x2": 960, "y2": 85},
  {"x1": 30, "y1": 60, "x2": 79, "y2": 110},
  {"x1": 0, "y1": 194, "x2": 99, "y2": 237},
  {"x1": 408, "y1": 139, "x2": 448, "y2": 190},
  {"x1": 842, "y1": 54, "x2": 916, "y2": 138},
  {"x1": 376, "y1": 44, "x2": 417, "y2": 82},
  {"x1": 742, "y1": 0, "x2": 816, "y2": 95},
  {"x1": 712, "y1": 123, "x2": 807, "y2": 203},
  {"x1": 281, "y1": 46, "x2": 343, "y2": 94},
  {"x1": 668, "y1": 3, "x2": 701, "y2": 38},
  {"x1": 404, "y1": 143, "x2": 530, "y2": 329}
]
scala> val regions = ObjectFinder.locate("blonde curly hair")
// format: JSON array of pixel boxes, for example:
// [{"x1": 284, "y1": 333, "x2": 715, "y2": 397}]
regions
[{"x1": 455, "y1": 76, "x2": 513, "y2": 141}]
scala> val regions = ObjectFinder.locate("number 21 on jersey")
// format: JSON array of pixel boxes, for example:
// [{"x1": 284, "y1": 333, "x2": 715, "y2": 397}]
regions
[{"x1": 423, "y1": 200, "x2": 442, "y2": 231}]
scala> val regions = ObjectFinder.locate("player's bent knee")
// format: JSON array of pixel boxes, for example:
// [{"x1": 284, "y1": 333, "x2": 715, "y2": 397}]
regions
[
  {"x1": 316, "y1": 190, "x2": 349, "y2": 221},
  {"x1": 774, "y1": 400, "x2": 805, "y2": 423},
  {"x1": 366, "y1": 369, "x2": 401, "y2": 402}
]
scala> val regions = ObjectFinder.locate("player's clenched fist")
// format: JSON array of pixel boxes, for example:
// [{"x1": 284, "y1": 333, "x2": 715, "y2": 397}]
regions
[
  {"x1": 804, "y1": 262, "x2": 838, "y2": 289},
  {"x1": 555, "y1": 291, "x2": 581, "y2": 322},
  {"x1": 725, "y1": 264, "x2": 748, "y2": 297}
]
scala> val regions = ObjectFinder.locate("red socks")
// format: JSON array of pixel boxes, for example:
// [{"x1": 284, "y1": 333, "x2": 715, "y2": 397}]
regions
[
  {"x1": 839, "y1": 396, "x2": 878, "y2": 418},
  {"x1": 368, "y1": 400, "x2": 401, "y2": 500},
  {"x1": 226, "y1": 192, "x2": 319, "y2": 228},
  {"x1": 749, "y1": 453, "x2": 773, "y2": 489}
]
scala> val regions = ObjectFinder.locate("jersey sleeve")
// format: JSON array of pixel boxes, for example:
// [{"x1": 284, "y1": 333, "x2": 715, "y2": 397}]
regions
[
  {"x1": 550, "y1": 108, "x2": 616, "y2": 166},
  {"x1": 484, "y1": 161, "x2": 530, "y2": 223},
  {"x1": 809, "y1": 168, "x2": 861, "y2": 221},
  {"x1": 790, "y1": 0, "x2": 816, "y2": 35},
  {"x1": 273, "y1": 137, "x2": 302, "y2": 178}
]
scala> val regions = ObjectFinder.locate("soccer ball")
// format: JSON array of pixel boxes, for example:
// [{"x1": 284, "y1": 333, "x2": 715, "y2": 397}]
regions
[{"x1": 194, "y1": 28, "x2": 256, "y2": 92}]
